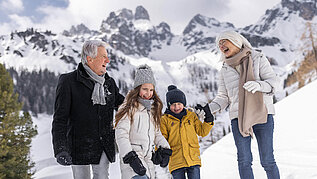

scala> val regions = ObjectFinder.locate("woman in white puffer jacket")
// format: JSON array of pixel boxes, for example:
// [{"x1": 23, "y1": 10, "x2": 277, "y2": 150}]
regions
[
  {"x1": 115, "y1": 65, "x2": 171, "y2": 179},
  {"x1": 206, "y1": 31, "x2": 280, "y2": 179}
]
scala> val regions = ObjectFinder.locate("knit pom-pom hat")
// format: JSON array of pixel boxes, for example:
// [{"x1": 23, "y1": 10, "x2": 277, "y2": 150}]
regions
[
  {"x1": 166, "y1": 85, "x2": 186, "y2": 108},
  {"x1": 133, "y1": 64, "x2": 156, "y2": 88}
]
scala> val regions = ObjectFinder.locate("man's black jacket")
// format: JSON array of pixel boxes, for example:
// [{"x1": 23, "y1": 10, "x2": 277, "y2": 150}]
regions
[{"x1": 52, "y1": 63, "x2": 124, "y2": 164}]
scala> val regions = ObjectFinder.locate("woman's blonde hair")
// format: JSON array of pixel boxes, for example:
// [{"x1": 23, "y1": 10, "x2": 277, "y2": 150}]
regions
[{"x1": 115, "y1": 86, "x2": 163, "y2": 128}]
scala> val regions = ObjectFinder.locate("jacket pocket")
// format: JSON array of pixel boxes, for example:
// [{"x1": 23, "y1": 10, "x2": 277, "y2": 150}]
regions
[
  {"x1": 131, "y1": 143, "x2": 143, "y2": 154},
  {"x1": 188, "y1": 143, "x2": 201, "y2": 162},
  {"x1": 170, "y1": 145, "x2": 182, "y2": 165}
]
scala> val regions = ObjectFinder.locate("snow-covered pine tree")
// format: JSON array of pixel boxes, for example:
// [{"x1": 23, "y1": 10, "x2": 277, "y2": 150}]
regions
[{"x1": 0, "y1": 63, "x2": 37, "y2": 178}]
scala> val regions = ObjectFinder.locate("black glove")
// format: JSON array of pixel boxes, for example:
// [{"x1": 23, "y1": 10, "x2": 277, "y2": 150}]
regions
[
  {"x1": 160, "y1": 148, "x2": 172, "y2": 167},
  {"x1": 195, "y1": 104, "x2": 214, "y2": 124},
  {"x1": 56, "y1": 151, "x2": 72, "y2": 166},
  {"x1": 151, "y1": 148, "x2": 163, "y2": 165},
  {"x1": 123, "y1": 151, "x2": 146, "y2": 176}
]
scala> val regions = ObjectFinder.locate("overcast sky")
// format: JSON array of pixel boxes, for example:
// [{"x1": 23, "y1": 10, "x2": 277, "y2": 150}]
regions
[{"x1": 0, "y1": 0, "x2": 281, "y2": 35}]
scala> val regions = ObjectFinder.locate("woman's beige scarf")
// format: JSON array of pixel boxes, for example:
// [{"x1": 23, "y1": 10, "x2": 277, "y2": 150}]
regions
[{"x1": 225, "y1": 47, "x2": 267, "y2": 137}]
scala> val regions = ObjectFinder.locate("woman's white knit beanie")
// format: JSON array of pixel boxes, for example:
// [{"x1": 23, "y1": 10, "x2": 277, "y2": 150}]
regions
[{"x1": 216, "y1": 31, "x2": 252, "y2": 49}]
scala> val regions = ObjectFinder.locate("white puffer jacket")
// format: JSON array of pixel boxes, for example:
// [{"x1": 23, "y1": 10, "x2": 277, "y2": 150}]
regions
[
  {"x1": 115, "y1": 103, "x2": 170, "y2": 179},
  {"x1": 209, "y1": 50, "x2": 280, "y2": 120}
]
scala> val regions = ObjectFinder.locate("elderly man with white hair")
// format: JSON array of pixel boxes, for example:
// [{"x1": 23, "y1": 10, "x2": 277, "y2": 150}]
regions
[
  {"x1": 52, "y1": 40, "x2": 124, "y2": 179},
  {"x1": 196, "y1": 31, "x2": 280, "y2": 179}
]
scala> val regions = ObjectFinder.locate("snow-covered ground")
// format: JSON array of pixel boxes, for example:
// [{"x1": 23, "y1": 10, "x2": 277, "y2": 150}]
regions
[
  {"x1": 31, "y1": 79, "x2": 317, "y2": 179},
  {"x1": 201, "y1": 79, "x2": 317, "y2": 179}
]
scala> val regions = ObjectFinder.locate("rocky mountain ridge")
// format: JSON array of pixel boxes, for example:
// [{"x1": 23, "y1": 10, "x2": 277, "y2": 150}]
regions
[{"x1": 1, "y1": 1, "x2": 317, "y2": 115}]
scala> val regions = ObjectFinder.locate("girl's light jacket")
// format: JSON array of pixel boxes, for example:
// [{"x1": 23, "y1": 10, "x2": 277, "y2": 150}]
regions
[{"x1": 115, "y1": 103, "x2": 170, "y2": 179}]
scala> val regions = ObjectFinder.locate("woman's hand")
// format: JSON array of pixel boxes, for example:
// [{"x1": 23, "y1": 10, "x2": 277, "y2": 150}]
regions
[{"x1": 243, "y1": 81, "x2": 262, "y2": 93}]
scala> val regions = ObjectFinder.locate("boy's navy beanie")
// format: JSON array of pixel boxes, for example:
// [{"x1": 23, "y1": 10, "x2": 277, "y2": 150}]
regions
[{"x1": 166, "y1": 85, "x2": 186, "y2": 108}]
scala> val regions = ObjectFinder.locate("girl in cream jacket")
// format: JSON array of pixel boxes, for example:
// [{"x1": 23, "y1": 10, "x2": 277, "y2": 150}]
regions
[{"x1": 115, "y1": 65, "x2": 170, "y2": 179}]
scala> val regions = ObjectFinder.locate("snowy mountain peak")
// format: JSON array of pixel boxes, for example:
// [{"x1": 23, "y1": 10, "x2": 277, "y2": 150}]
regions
[
  {"x1": 181, "y1": 14, "x2": 235, "y2": 53},
  {"x1": 100, "y1": 5, "x2": 150, "y2": 32},
  {"x1": 117, "y1": 8, "x2": 134, "y2": 20},
  {"x1": 62, "y1": 23, "x2": 95, "y2": 36},
  {"x1": 157, "y1": 22, "x2": 171, "y2": 32},
  {"x1": 135, "y1": 5, "x2": 150, "y2": 20},
  {"x1": 246, "y1": 0, "x2": 317, "y2": 35},
  {"x1": 239, "y1": 0, "x2": 317, "y2": 67},
  {"x1": 7, "y1": 28, "x2": 55, "y2": 55},
  {"x1": 97, "y1": 6, "x2": 176, "y2": 57},
  {"x1": 100, "y1": 9, "x2": 132, "y2": 32},
  {"x1": 183, "y1": 14, "x2": 234, "y2": 35},
  {"x1": 281, "y1": 0, "x2": 317, "y2": 20}
]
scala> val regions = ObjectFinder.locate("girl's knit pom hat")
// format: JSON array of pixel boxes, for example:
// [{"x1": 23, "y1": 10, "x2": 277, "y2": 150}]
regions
[{"x1": 133, "y1": 64, "x2": 156, "y2": 88}]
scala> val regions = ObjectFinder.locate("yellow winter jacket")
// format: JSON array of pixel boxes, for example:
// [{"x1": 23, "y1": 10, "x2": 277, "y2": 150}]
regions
[{"x1": 160, "y1": 109, "x2": 213, "y2": 173}]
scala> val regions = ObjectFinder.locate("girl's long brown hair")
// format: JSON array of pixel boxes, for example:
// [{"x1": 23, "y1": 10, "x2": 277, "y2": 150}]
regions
[{"x1": 115, "y1": 86, "x2": 163, "y2": 128}]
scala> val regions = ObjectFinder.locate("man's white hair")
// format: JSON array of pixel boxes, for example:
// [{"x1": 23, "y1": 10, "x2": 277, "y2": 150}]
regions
[{"x1": 81, "y1": 40, "x2": 107, "y2": 64}]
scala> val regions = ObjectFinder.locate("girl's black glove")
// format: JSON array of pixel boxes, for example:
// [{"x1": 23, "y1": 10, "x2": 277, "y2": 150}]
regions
[{"x1": 123, "y1": 151, "x2": 146, "y2": 176}]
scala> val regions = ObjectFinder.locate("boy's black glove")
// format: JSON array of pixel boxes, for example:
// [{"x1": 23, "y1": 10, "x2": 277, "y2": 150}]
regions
[
  {"x1": 160, "y1": 148, "x2": 172, "y2": 167},
  {"x1": 123, "y1": 151, "x2": 146, "y2": 176},
  {"x1": 56, "y1": 151, "x2": 72, "y2": 166},
  {"x1": 195, "y1": 104, "x2": 214, "y2": 124},
  {"x1": 151, "y1": 148, "x2": 163, "y2": 165},
  {"x1": 151, "y1": 147, "x2": 172, "y2": 167}
]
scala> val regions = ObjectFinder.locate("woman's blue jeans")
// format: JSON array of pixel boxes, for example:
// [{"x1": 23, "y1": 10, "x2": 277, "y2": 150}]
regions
[
  {"x1": 171, "y1": 165, "x2": 200, "y2": 179},
  {"x1": 231, "y1": 114, "x2": 280, "y2": 179}
]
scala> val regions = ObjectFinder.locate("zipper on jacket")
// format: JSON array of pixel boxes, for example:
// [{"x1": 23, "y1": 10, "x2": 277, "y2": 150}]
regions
[
  {"x1": 145, "y1": 110, "x2": 151, "y2": 158},
  {"x1": 179, "y1": 119, "x2": 182, "y2": 142},
  {"x1": 145, "y1": 110, "x2": 152, "y2": 179},
  {"x1": 137, "y1": 116, "x2": 141, "y2": 132}
]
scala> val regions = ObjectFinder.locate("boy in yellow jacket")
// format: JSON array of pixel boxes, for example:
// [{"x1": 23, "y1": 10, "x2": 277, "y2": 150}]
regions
[{"x1": 160, "y1": 85, "x2": 214, "y2": 179}]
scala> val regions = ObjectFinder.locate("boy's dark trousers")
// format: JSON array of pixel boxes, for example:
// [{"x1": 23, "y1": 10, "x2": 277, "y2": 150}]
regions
[{"x1": 171, "y1": 165, "x2": 200, "y2": 179}]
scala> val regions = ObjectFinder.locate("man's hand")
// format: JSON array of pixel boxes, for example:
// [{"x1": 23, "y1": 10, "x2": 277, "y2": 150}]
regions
[
  {"x1": 56, "y1": 151, "x2": 72, "y2": 166},
  {"x1": 243, "y1": 81, "x2": 261, "y2": 94}
]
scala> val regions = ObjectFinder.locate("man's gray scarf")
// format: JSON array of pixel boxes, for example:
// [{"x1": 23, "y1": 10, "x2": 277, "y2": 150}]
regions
[
  {"x1": 138, "y1": 97, "x2": 154, "y2": 111},
  {"x1": 83, "y1": 63, "x2": 106, "y2": 105}
]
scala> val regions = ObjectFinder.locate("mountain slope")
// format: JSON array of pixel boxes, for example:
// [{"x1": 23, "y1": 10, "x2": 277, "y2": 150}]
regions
[
  {"x1": 241, "y1": 0, "x2": 317, "y2": 67},
  {"x1": 201, "y1": 79, "x2": 317, "y2": 179}
]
